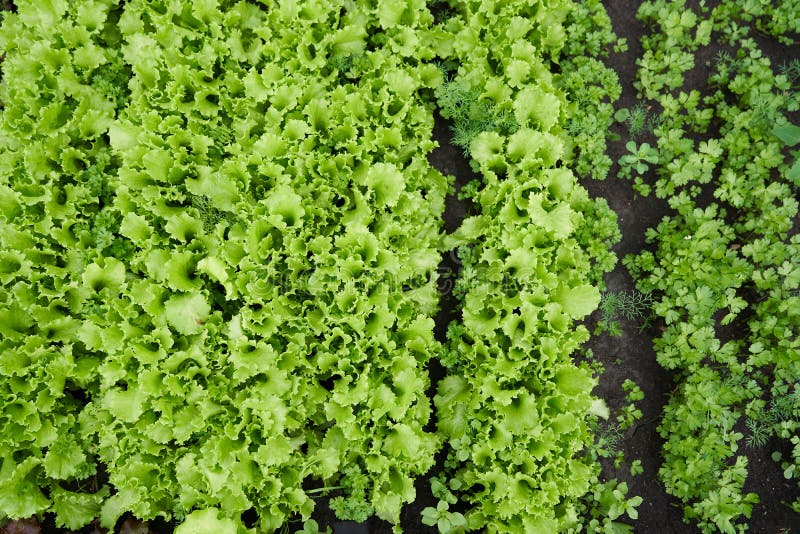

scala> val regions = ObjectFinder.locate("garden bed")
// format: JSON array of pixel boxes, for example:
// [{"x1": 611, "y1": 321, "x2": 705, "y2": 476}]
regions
[{"x1": 1, "y1": 1, "x2": 799, "y2": 533}]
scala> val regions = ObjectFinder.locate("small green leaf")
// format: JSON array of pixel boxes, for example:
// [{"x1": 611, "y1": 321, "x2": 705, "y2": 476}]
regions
[
  {"x1": 784, "y1": 464, "x2": 796, "y2": 479},
  {"x1": 164, "y1": 292, "x2": 210, "y2": 335},
  {"x1": 773, "y1": 123, "x2": 800, "y2": 146},
  {"x1": 174, "y1": 508, "x2": 239, "y2": 534},
  {"x1": 614, "y1": 108, "x2": 630, "y2": 122}
]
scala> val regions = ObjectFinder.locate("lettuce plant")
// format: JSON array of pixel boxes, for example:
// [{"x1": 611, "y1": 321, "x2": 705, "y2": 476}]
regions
[
  {"x1": 0, "y1": 0, "x2": 643, "y2": 531},
  {"x1": 424, "y1": 1, "x2": 631, "y2": 531},
  {"x1": 0, "y1": 0, "x2": 130, "y2": 527},
  {"x1": 1, "y1": 0, "x2": 450, "y2": 530}
]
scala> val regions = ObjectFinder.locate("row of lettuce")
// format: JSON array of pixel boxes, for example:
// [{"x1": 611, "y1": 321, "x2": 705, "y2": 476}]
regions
[
  {"x1": 0, "y1": 0, "x2": 637, "y2": 533},
  {"x1": 425, "y1": 0, "x2": 633, "y2": 531},
  {"x1": 621, "y1": 1, "x2": 800, "y2": 532}
]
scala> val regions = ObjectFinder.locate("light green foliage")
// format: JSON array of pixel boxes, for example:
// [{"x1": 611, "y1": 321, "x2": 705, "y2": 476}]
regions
[
  {"x1": 426, "y1": 1, "x2": 631, "y2": 531},
  {"x1": 174, "y1": 508, "x2": 240, "y2": 534},
  {"x1": 1, "y1": 0, "x2": 634, "y2": 531},
  {"x1": 0, "y1": 0, "x2": 128, "y2": 523},
  {"x1": 617, "y1": 380, "x2": 644, "y2": 431},
  {"x1": 0, "y1": 0, "x2": 448, "y2": 530},
  {"x1": 90, "y1": 0, "x2": 448, "y2": 529}
]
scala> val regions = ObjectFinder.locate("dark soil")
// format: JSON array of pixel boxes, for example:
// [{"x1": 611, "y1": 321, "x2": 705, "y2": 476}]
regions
[{"x1": 581, "y1": 2, "x2": 686, "y2": 532}]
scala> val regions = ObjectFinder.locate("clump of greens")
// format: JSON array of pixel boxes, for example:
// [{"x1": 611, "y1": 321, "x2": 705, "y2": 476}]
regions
[
  {"x1": 425, "y1": 0, "x2": 631, "y2": 531},
  {"x1": 0, "y1": 0, "x2": 129, "y2": 526},
  {"x1": 560, "y1": 0, "x2": 625, "y2": 181},
  {"x1": 625, "y1": 0, "x2": 800, "y2": 531},
  {"x1": 0, "y1": 0, "x2": 643, "y2": 532},
  {"x1": 1, "y1": 0, "x2": 449, "y2": 530}
]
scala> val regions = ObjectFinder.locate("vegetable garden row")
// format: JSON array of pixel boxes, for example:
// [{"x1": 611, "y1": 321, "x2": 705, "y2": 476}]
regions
[{"x1": 0, "y1": 0, "x2": 797, "y2": 533}]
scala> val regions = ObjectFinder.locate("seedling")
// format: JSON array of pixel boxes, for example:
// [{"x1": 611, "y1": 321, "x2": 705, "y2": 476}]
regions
[{"x1": 619, "y1": 141, "x2": 660, "y2": 179}]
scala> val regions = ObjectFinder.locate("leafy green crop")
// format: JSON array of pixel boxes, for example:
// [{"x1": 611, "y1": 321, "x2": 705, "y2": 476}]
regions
[
  {"x1": 1, "y1": 0, "x2": 450, "y2": 530},
  {"x1": 0, "y1": 0, "x2": 641, "y2": 531},
  {"x1": 625, "y1": 0, "x2": 800, "y2": 531},
  {"x1": 0, "y1": 0, "x2": 129, "y2": 526},
  {"x1": 559, "y1": 0, "x2": 624, "y2": 181},
  {"x1": 424, "y1": 1, "x2": 631, "y2": 532}
]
